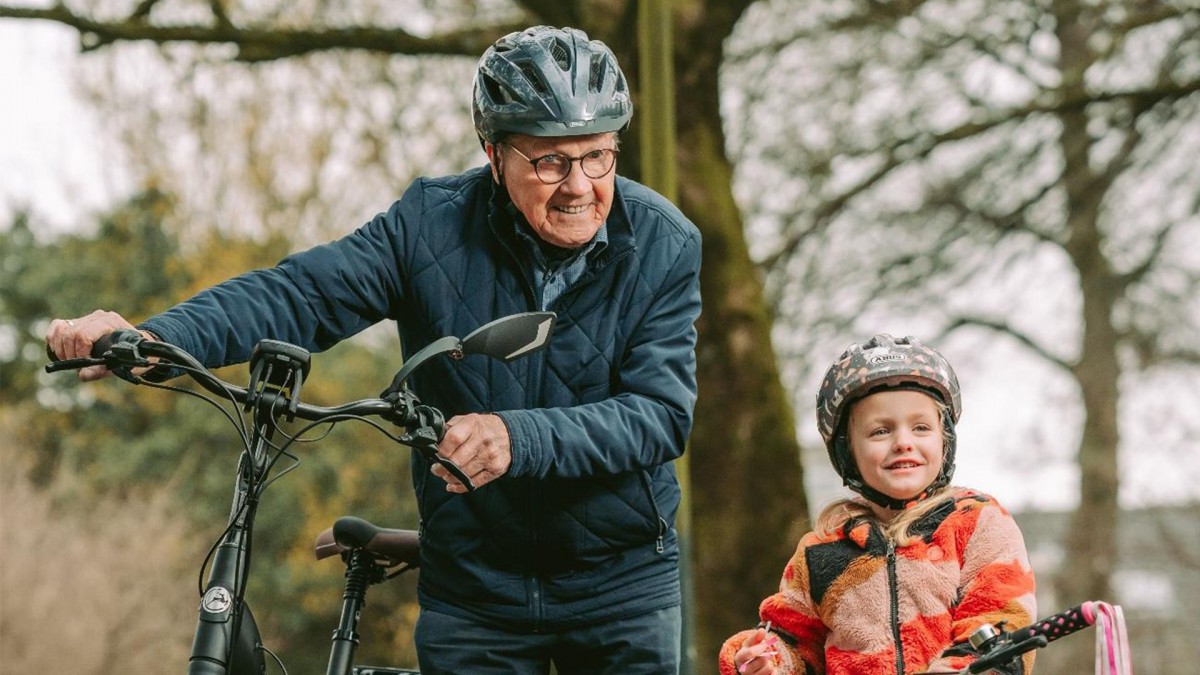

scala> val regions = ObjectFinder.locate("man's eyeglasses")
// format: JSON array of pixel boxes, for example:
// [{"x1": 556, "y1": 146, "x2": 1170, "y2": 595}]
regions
[{"x1": 506, "y1": 145, "x2": 618, "y2": 184}]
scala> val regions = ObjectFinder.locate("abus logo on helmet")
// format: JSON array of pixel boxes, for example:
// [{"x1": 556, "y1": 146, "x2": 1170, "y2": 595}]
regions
[{"x1": 867, "y1": 352, "x2": 905, "y2": 365}]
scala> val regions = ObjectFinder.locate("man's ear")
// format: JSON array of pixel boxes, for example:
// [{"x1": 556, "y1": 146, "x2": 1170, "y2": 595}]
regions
[{"x1": 485, "y1": 142, "x2": 501, "y2": 183}]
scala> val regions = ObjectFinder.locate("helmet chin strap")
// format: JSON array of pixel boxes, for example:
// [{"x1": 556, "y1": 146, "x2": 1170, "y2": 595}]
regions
[{"x1": 845, "y1": 475, "x2": 941, "y2": 511}]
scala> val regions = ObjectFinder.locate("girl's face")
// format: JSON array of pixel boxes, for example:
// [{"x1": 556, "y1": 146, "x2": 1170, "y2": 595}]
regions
[{"x1": 847, "y1": 389, "x2": 945, "y2": 502}]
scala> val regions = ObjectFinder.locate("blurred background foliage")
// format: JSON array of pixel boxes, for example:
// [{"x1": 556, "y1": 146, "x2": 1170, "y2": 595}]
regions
[{"x1": 1, "y1": 195, "x2": 421, "y2": 668}]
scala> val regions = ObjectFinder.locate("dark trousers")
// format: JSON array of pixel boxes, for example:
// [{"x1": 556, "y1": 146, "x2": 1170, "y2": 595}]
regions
[{"x1": 414, "y1": 604, "x2": 682, "y2": 675}]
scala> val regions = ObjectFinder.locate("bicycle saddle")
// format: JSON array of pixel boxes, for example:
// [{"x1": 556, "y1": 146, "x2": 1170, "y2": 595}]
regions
[{"x1": 314, "y1": 516, "x2": 420, "y2": 568}]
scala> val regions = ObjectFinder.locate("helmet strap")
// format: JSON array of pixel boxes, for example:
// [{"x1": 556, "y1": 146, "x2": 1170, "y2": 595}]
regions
[
  {"x1": 485, "y1": 142, "x2": 505, "y2": 184},
  {"x1": 844, "y1": 475, "x2": 939, "y2": 511}
]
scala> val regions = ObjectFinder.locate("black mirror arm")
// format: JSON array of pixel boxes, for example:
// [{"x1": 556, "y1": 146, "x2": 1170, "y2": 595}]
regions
[{"x1": 380, "y1": 336, "x2": 462, "y2": 398}]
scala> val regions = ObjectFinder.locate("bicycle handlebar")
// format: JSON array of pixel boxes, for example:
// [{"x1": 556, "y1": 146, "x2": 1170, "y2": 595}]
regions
[
  {"x1": 49, "y1": 331, "x2": 393, "y2": 419},
  {"x1": 1005, "y1": 601, "x2": 1095, "y2": 648},
  {"x1": 966, "y1": 602, "x2": 1099, "y2": 673},
  {"x1": 45, "y1": 329, "x2": 474, "y2": 489}
]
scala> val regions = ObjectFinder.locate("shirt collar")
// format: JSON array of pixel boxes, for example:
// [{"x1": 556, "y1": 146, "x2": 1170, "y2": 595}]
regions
[{"x1": 512, "y1": 215, "x2": 609, "y2": 272}]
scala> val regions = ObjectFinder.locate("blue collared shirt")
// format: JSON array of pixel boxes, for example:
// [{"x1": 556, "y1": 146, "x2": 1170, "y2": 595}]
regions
[{"x1": 515, "y1": 221, "x2": 609, "y2": 310}]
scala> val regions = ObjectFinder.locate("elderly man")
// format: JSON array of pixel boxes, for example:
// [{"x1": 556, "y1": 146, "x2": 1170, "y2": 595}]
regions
[{"x1": 47, "y1": 25, "x2": 701, "y2": 674}]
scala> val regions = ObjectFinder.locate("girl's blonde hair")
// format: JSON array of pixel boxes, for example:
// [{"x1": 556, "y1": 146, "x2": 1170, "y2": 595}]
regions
[
  {"x1": 814, "y1": 486, "x2": 956, "y2": 546},
  {"x1": 815, "y1": 396, "x2": 956, "y2": 545}
]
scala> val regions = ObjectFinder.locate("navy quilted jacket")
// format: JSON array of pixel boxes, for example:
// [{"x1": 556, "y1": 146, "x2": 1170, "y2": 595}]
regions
[{"x1": 140, "y1": 165, "x2": 702, "y2": 630}]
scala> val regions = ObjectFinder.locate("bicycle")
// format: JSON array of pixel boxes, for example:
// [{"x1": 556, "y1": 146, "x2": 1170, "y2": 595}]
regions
[
  {"x1": 45, "y1": 311, "x2": 557, "y2": 675},
  {"x1": 917, "y1": 599, "x2": 1133, "y2": 674}
]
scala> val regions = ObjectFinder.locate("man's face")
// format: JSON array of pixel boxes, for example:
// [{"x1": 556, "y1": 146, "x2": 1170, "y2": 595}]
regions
[{"x1": 487, "y1": 132, "x2": 618, "y2": 249}]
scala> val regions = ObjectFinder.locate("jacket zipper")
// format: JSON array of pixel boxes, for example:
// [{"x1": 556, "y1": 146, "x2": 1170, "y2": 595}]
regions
[
  {"x1": 489, "y1": 191, "x2": 645, "y2": 626},
  {"x1": 638, "y1": 470, "x2": 667, "y2": 553},
  {"x1": 560, "y1": 253, "x2": 663, "y2": 556},
  {"x1": 887, "y1": 538, "x2": 905, "y2": 674}
]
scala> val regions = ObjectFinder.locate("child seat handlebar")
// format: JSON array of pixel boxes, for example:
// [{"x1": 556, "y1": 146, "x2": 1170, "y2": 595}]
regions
[{"x1": 965, "y1": 600, "x2": 1123, "y2": 674}]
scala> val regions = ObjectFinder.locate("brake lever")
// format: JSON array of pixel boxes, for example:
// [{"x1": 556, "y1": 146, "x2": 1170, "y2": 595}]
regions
[
  {"x1": 382, "y1": 389, "x2": 476, "y2": 492},
  {"x1": 403, "y1": 426, "x2": 477, "y2": 492},
  {"x1": 967, "y1": 635, "x2": 1047, "y2": 673},
  {"x1": 45, "y1": 356, "x2": 106, "y2": 373}
]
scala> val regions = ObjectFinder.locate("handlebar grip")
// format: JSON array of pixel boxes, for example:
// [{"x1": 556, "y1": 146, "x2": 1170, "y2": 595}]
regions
[
  {"x1": 44, "y1": 328, "x2": 145, "y2": 371},
  {"x1": 91, "y1": 329, "x2": 145, "y2": 357},
  {"x1": 1006, "y1": 602, "x2": 1095, "y2": 646}
]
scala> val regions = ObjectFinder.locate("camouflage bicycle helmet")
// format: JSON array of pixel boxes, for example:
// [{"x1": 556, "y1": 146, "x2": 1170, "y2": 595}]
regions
[
  {"x1": 472, "y1": 26, "x2": 632, "y2": 145},
  {"x1": 816, "y1": 334, "x2": 962, "y2": 509}
]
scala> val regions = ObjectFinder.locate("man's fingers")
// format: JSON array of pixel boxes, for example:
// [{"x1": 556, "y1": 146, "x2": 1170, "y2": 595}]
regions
[
  {"x1": 431, "y1": 414, "x2": 512, "y2": 492},
  {"x1": 79, "y1": 365, "x2": 112, "y2": 382},
  {"x1": 46, "y1": 310, "x2": 137, "y2": 361}
]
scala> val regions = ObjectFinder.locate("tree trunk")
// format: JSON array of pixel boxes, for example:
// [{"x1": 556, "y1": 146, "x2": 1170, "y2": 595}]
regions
[
  {"x1": 668, "y1": 2, "x2": 810, "y2": 665},
  {"x1": 1053, "y1": 0, "x2": 1120, "y2": 666},
  {"x1": 601, "y1": 2, "x2": 810, "y2": 664}
]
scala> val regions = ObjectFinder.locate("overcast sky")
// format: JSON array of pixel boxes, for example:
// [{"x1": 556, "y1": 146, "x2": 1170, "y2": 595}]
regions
[
  {"x1": 2, "y1": 21, "x2": 129, "y2": 232},
  {"x1": 4, "y1": 17, "x2": 1197, "y2": 514}
]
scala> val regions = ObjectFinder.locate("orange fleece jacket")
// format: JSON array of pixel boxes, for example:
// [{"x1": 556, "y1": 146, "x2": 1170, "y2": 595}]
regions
[{"x1": 719, "y1": 489, "x2": 1037, "y2": 675}]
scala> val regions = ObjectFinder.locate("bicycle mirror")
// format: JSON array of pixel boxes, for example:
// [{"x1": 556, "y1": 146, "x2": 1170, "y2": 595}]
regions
[{"x1": 460, "y1": 311, "x2": 556, "y2": 361}]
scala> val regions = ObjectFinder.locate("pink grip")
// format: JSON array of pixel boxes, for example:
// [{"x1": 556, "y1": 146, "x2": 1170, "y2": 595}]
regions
[{"x1": 1007, "y1": 602, "x2": 1096, "y2": 646}]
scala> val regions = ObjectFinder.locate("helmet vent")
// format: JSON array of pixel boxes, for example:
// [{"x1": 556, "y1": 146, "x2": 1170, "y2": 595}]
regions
[
  {"x1": 482, "y1": 76, "x2": 512, "y2": 105},
  {"x1": 518, "y1": 62, "x2": 548, "y2": 94},
  {"x1": 548, "y1": 38, "x2": 572, "y2": 71},
  {"x1": 589, "y1": 54, "x2": 607, "y2": 92}
]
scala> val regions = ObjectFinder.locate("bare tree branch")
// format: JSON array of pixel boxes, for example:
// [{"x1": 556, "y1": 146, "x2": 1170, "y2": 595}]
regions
[
  {"x1": 758, "y1": 77, "x2": 1199, "y2": 271},
  {"x1": 1116, "y1": 4, "x2": 1197, "y2": 36},
  {"x1": 0, "y1": 4, "x2": 529, "y2": 61},
  {"x1": 129, "y1": 0, "x2": 162, "y2": 23},
  {"x1": 1119, "y1": 315, "x2": 1200, "y2": 367},
  {"x1": 942, "y1": 315, "x2": 1075, "y2": 373},
  {"x1": 959, "y1": 182, "x2": 1063, "y2": 246},
  {"x1": 726, "y1": 0, "x2": 932, "y2": 59},
  {"x1": 1113, "y1": 222, "x2": 1175, "y2": 290},
  {"x1": 208, "y1": 0, "x2": 232, "y2": 29}
]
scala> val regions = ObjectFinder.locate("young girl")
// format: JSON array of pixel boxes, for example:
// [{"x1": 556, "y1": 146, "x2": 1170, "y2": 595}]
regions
[{"x1": 720, "y1": 334, "x2": 1037, "y2": 675}]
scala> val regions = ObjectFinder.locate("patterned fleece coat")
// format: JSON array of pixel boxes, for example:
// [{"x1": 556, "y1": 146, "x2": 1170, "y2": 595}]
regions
[{"x1": 719, "y1": 488, "x2": 1037, "y2": 675}]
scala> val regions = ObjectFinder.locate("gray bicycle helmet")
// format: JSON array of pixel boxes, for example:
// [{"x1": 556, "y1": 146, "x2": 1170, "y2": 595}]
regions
[
  {"x1": 815, "y1": 334, "x2": 962, "y2": 509},
  {"x1": 472, "y1": 26, "x2": 632, "y2": 145}
]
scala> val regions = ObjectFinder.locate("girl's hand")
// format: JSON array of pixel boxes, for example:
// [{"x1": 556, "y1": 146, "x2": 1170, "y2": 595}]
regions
[{"x1": 733, "y1": 627, "x2": 780, "y2": 674}]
